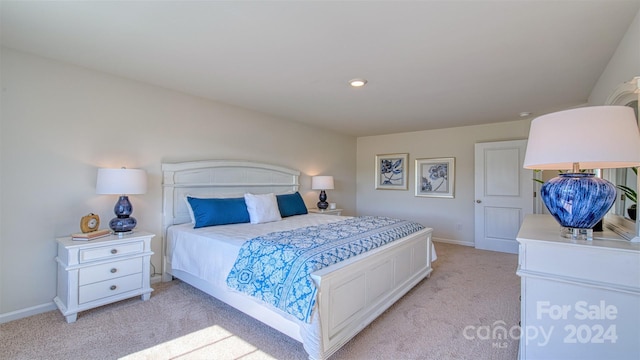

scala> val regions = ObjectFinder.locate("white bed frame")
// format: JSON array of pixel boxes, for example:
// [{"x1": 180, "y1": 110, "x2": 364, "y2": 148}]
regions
[{"x1": 161, "y1": 160, "x2": 434, "y2": 359}]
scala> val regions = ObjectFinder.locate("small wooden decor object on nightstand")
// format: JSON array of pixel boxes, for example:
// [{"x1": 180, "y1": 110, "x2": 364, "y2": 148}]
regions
[
  {"x1": 54, "y1": 231, "x2": 155, "y2": 323},
  {"x1": 308, "y1": 208, "x2": 343, "y2": 216}
]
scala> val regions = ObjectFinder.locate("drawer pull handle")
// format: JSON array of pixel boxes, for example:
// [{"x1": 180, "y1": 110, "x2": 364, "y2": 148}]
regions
[
  {"x1": 110, "y1": 285, "x2": 117, "y2": 291},
  {"x1": 110, "y1": 268, "x2": 117, "y2": 273},
  {"x1": 110, "y1": 249, "x2": 118, "y2": 254}
]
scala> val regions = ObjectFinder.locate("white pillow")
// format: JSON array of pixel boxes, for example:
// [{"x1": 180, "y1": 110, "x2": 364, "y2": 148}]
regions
[
  {"x1": 244, "y1": 193, "x2": 282, "y2": 224},
  {"x1": 184, "y1": 196, "x2": 197, "y2": 223}
]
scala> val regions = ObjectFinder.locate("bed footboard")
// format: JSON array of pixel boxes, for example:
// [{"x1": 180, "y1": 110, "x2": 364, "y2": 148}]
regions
[{"x1": 310, "y1": 227, "x2": 433, "y2": 359}]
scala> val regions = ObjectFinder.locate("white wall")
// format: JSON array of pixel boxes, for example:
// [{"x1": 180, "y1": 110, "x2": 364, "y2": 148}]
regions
[
  {"x1": 0, "y1": 48, "x2": 356, "y2": 321},
  {"x1": 357, "y1": 120, "x2": 531, "y2": 246},
  {"x1": 356, "y1": 8, "x2": 640, "y2": 247},
  {"x1": 589, "y1": 9, "x2": 640, "y2": 237},
  {"x1": 589, "y1": 9, "x2": 640, "y2": 105}
]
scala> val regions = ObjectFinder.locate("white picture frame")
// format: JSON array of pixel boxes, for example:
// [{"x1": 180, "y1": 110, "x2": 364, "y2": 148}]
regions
[
  {"x1": 415, "y1": 157, "x2": 455, "y2": 198},
  {"x1": 375, "y1": 153, "x2": 409, "y2": 190}
]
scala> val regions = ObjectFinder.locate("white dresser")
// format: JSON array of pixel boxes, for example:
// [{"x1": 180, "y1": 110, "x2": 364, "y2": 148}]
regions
[
  {"x1": 54, "y1": 231, "x2": 155, "y2": 323},
  {"x1": 516, "y1": 215, "x2": 640, "y2": 359}
]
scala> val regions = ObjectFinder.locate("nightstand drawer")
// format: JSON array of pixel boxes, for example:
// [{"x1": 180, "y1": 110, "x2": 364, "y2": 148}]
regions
[
  {"x1": 79, "y1": 241, "x2": 144, "y2": 263},
  {"x1": 79, "y1": 273, "x2": 143, "y2": 304},
  {"x1": 79, "y1": 258, "x2": 142, "y2": 286}
]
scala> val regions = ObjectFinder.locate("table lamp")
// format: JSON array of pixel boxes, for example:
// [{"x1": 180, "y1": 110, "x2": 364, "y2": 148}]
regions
[
  {"x1": 96, "y1": 167, "x2": 147, "y2": 233},
  {"x1": 311, "y1": 175, "x2": 334, "y2": 210},
  {"x1": 523, "y1": 106, "x2": 640, "y2": 240}
]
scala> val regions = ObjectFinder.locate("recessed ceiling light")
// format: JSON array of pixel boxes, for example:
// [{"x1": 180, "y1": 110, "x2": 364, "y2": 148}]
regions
[
  {"x1": 349, "y1": 79, "x2": 368, "y2": 87},
  {"x1": 519, "y1": 112, "x2": 532, "y2": 117}
]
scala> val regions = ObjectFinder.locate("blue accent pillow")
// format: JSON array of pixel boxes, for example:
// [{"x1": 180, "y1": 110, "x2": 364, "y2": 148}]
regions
[
  {"x1": 276, "y1": 192, "x2": 308, "y2": 217},
  {"x1": 187, "y1": 196, "x2": 250, "y2": 228}
]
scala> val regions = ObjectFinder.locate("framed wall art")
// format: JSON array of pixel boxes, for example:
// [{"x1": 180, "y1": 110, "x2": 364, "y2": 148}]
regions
[
  {"x1": 375, "y1": 153, "x2": 408, "y2": 190},
  {"x1": 415, "y1": 157, "x2": 455, "y2": 198}
]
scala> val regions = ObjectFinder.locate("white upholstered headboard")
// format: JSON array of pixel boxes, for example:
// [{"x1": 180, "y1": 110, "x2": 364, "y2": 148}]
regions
[{"x1": 161, "y1": 160, "x2": 300, "y2": 235}]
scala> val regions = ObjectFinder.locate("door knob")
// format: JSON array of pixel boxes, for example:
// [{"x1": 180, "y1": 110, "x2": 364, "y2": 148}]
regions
[{"x1": 476, "y1": 200, "x2": 482, "y2": 203}]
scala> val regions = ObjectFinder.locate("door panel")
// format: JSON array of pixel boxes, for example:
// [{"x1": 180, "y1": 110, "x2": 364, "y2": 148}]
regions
[
  {"x1": 475, "y1": 140, "x2": 533, "y2": 253},
  {"x1": 484, "y1": 207, "x2": 522, "y2": 241},
  {"x1": 485, "y1": 148, "x2": 521, "y2": 196}
]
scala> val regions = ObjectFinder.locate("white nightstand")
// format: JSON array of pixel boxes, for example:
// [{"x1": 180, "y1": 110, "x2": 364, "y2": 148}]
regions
[
  {"x1": 308, "y1": 208, "x2": 343, "y2": 216},
  {"x1": 54, "y1": 231, "x2": 155, "y2": 323}
]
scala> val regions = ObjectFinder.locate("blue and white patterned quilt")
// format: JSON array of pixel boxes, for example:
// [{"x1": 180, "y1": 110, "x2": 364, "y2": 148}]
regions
[{"x1": 226, "y1": 216, "x2": 425, "y2": 322}]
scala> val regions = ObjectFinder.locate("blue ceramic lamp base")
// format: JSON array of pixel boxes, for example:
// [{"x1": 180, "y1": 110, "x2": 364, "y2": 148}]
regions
[
  {"x1": 109, "y1": 195, "x2": 138, "y2": 233},
  {"x1": 541, "y1": 173, "x2": 617, "y2": 240},
  {"x1": 317, "y1": 190, "x2": 328, "y2": 210}
]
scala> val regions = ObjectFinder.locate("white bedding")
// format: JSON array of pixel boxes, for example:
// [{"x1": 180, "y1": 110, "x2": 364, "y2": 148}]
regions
[
  {"x1": 167, "y1": 213, "x2": 350, "y2": 289},
  {"x1": 168, "y1": 214, "x2": 437, "y2": 286}
]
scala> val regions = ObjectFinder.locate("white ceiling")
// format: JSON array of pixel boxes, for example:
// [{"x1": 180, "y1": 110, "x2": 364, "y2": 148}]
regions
[{"x1": 2, "y1": 1, "x2": 639, "y2": 137}]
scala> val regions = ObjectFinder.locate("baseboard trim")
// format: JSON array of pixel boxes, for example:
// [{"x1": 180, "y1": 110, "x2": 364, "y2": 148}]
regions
[
  {"x1": 432, "y1": 237, "x2": 474, "y2": 247},
  {"x1": 2, "y1": 275, "x2": 163, "y2": 324},
  {"x1": 0, "y1": 302, "x2": 57, "y2": 324}
]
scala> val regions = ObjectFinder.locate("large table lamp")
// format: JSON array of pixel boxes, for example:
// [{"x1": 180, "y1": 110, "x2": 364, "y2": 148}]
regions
[
  {"x1": 96, "y1": 167, "x2": 147, "y2": 233},
  {"x1": 311, "y1": 175, "x2": 334, "y2": 210},
  {"x1": 523, "y1": 106, "x2": 640, "y2": 239}
]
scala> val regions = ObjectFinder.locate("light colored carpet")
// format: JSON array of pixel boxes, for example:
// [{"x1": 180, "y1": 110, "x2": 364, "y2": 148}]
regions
[{"x1": 0, "y1": 243, "x2": 520, "y2": 360}]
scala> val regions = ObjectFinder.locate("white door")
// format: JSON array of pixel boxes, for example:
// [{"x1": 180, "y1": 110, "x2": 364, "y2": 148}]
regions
[{"x1": 474, "y1": 140, "x2": 533, "y2": 253}]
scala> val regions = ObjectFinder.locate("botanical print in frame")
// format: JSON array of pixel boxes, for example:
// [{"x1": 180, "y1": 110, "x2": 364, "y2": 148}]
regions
[
  {"x1": 375, "y1": 153, "x2": 409, "y2": 190},
  {"x1": 415, "y1": 157, "x2": 455, "y2": 198}
]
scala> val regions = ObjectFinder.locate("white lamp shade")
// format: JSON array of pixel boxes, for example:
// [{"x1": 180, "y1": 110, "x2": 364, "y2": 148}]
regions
[
  {"x1": 96, "y1": 168, "x2": 147, "y2": 195},
  {"x1": 523, "y1": 106, "x2": 640, "y2": 170},
  {"x1": 311, "y1": 175, "x2": 335, "y2": 190}
]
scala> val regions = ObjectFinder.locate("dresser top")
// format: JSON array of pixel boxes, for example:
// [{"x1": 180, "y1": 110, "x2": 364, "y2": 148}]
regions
[
  {"x1": 57, "y1": 230, "x2": 155, "y2": 248},
  {"x1": 517, "y1": 215, "x2": 640, "y2": 252}
]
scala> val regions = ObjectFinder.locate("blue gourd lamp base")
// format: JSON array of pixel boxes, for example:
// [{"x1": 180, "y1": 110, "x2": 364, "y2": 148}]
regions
[
  {"x1": 541, "y1": 173, "x2": 617, "y2": 240},
  {"x1": 109, "y1": 195, "x2": 138, "y2": 233},
  {"x1": 317, "y1": 190, "x2": 328, "y2": 210}
]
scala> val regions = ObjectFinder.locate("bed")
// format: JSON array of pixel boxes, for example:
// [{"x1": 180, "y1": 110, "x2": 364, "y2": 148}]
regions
[{"x1": 161, "y1": 160, "x2": 434, "y2": 359}]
